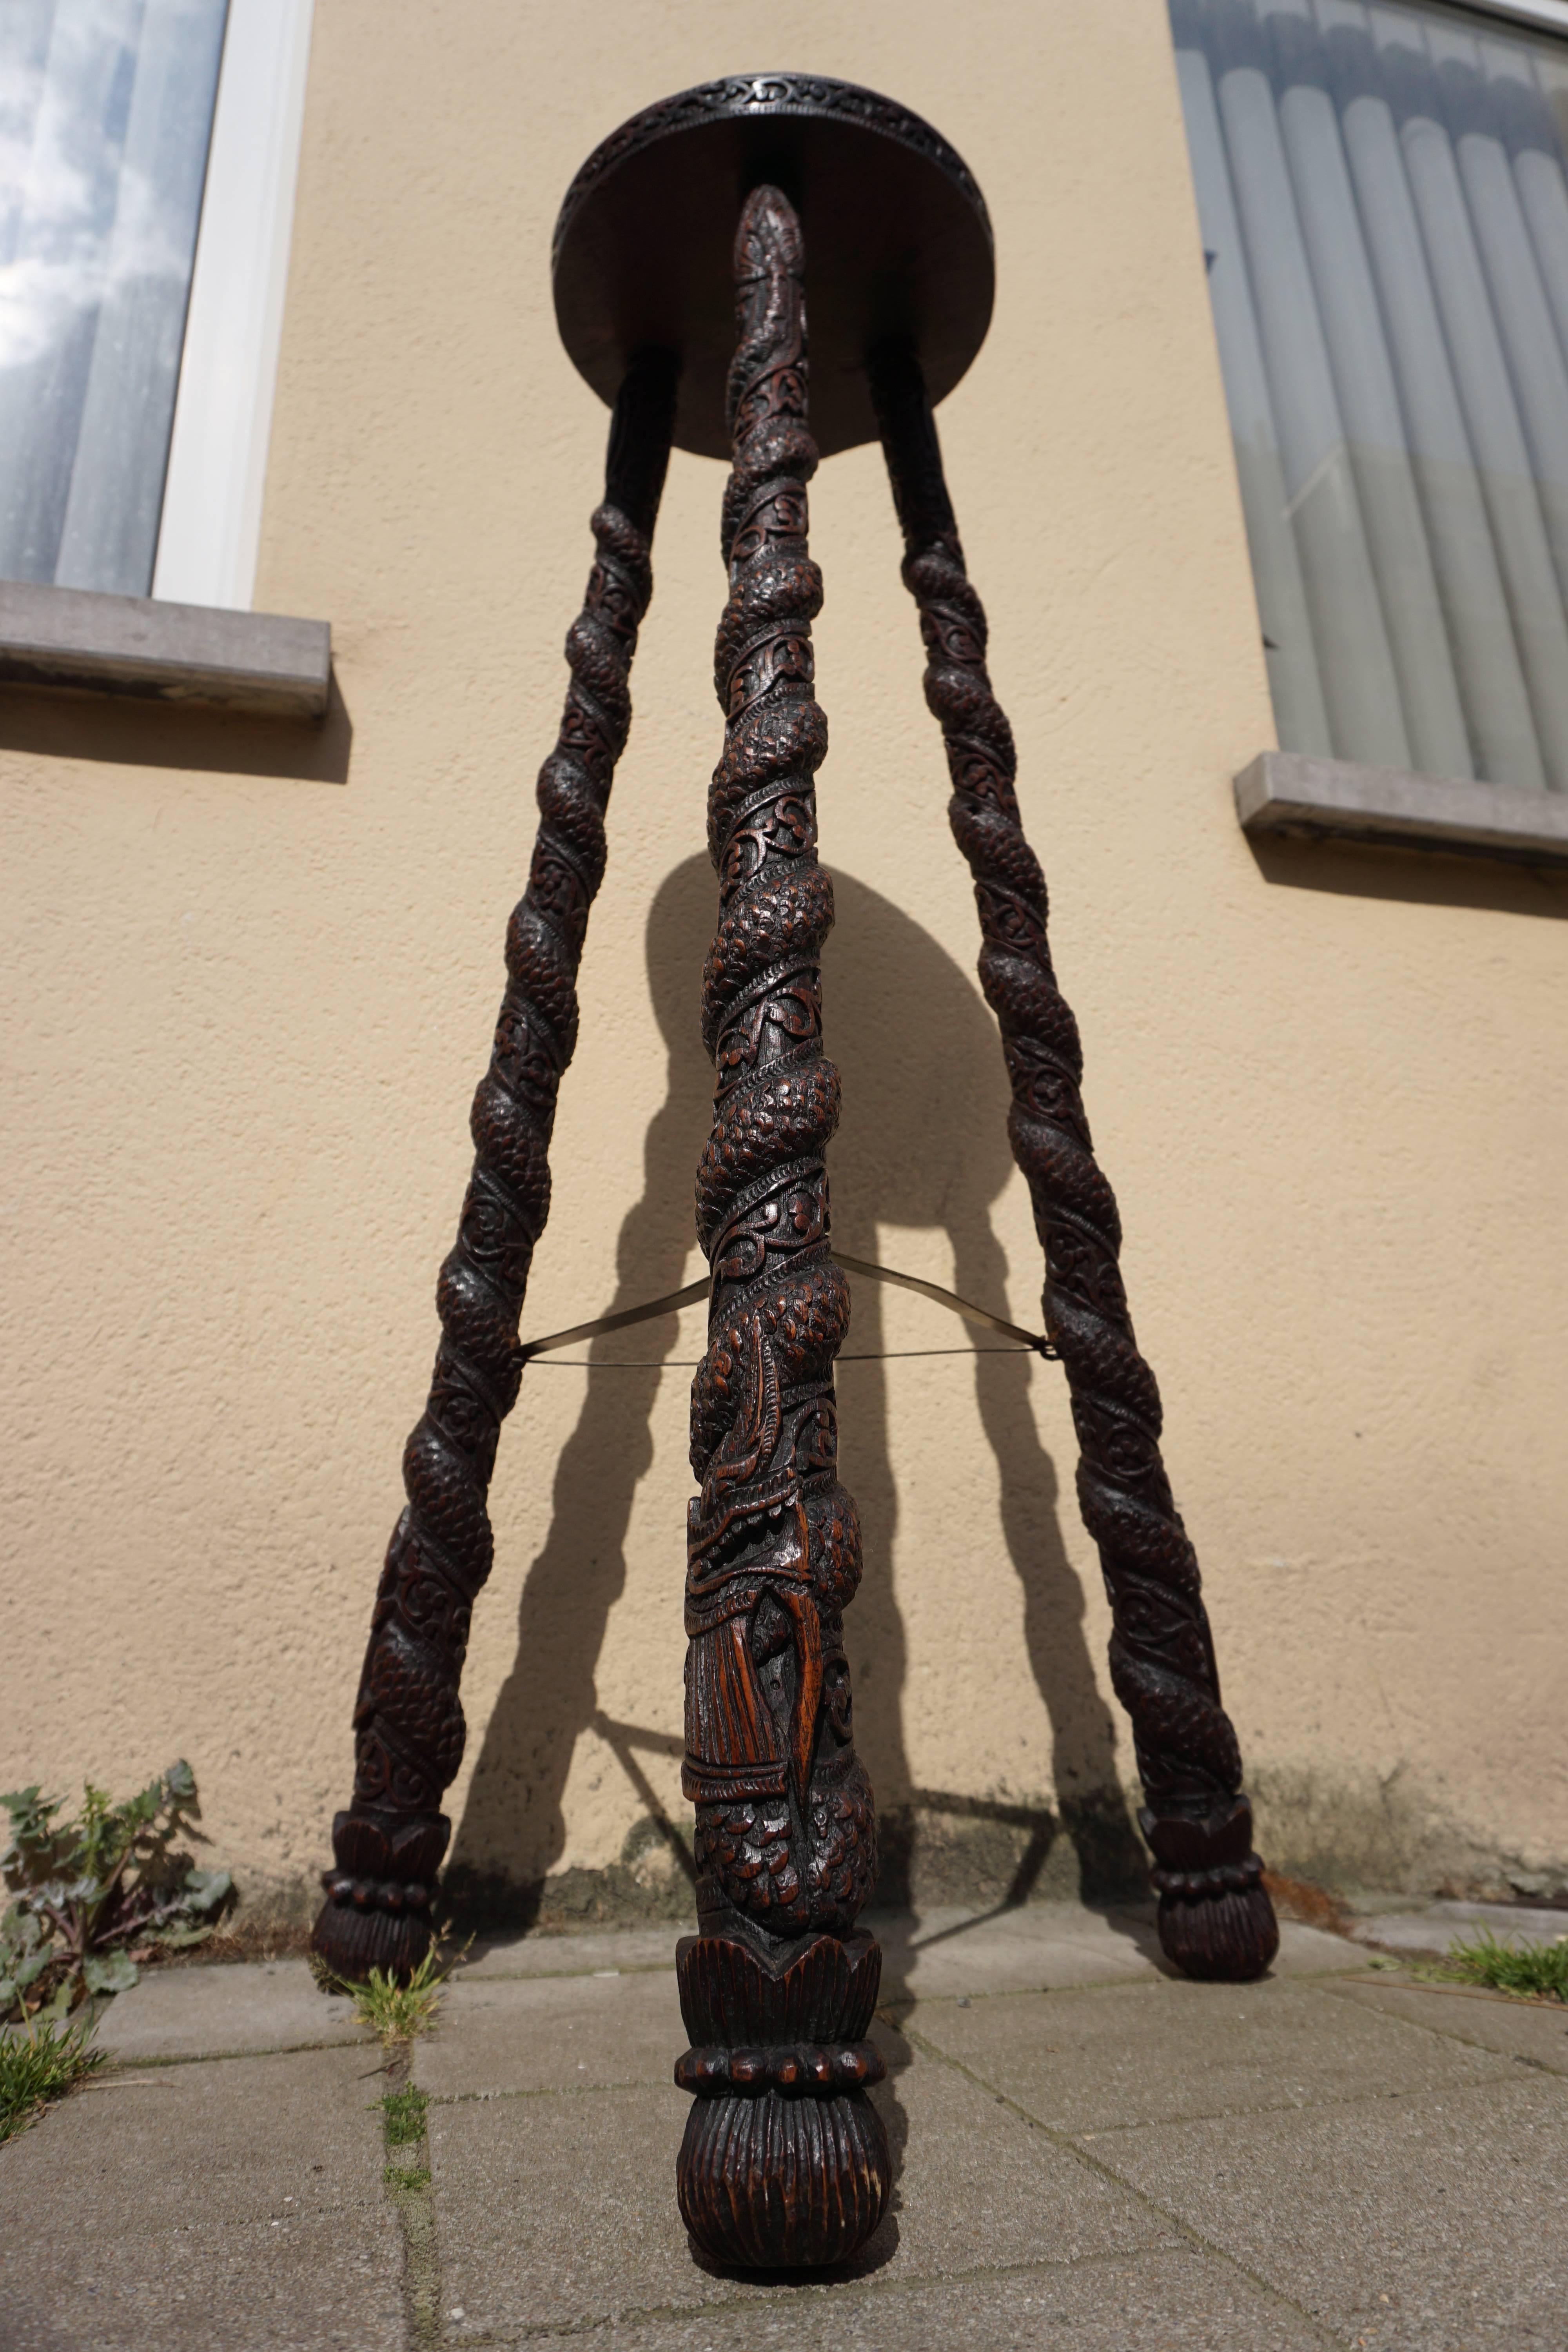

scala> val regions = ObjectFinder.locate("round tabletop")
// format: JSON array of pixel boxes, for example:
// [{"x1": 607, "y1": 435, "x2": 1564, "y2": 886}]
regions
[{"x1": 552, "y1": 73, "x2": 995, "y2": 460}]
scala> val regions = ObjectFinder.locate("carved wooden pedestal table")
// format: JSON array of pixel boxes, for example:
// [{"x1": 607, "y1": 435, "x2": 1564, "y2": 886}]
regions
[{"x1": 313, "y1": 74, "x2": 1279, "y2": 2272}]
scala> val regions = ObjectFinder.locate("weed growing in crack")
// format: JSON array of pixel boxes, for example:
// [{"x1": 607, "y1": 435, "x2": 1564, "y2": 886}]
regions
[
  {"x1": 385, "y1": 2163, "x2": 432, "y2": 2192},
  {"x1": 316, "y1": 1936, "x2": 466, "y2": 2047},
  {"x1": 374, "y1": 2065, "x2": 441, "y2": 2339},
  {"x1": 0, "y1": 2014, "x2": 107, "y2": 2142},
  {"x1": 381, "y1": 2083, "x2": 429, "y2": 2145},
  {"x1": 379, "y1": 2083, "x2": 432, "y2": 2192},
  {"x1": 1431, "y1": 1926, "x2": 1568, "y2": 2003}
]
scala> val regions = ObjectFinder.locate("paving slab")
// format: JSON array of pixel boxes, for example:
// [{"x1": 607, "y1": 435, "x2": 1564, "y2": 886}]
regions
[
  {"x1": 95, "y1": 1958, "x2": 368, "y2": 2061},
  {"x1": 462, "y1": 1905, "x2": 1168, "y2": 1996},
  {"x1": 414, "y1": 1966, "x2": 683, "y2": 2098},
  {"x1": 450, "y1": 1900, "x2": 1366, "y2": 2005},
  {"x1": 1350, "y1": 1898, "x2": 1568, "y2": 1957},
  {"x1": 11, "y1": 1905, "x2": 1549, "y2": 2348},
  {"x1": 464, "y1": 1924, "x2": 690, "y2": 1979},
  {"x1": 0, "y1": 2043, "x2": 402, "y2": 2352},
  {"x1": 1323, "y1": 1974, "x2": 1568, "y2": 2076},
  {"x1": 900, "y1": 1973, "x2": 1517, "y2": 2136},
  {"x1": 1077, "y1": 2073, "x2": 1568, "y2": 2349},
  {"x1": 542, "y1": 2246, "x2": 1328, "y2": 2350},
  {"x1": 870, "y1": 1902, "x2": 1362, "y2": 2000},
  {"x1": 869, "y1": 1903, "x2": 1167, "y2": 1998},
  {"x1": 426, "y1": 2077, "x2": 704, "y2": 2336},
  {"x1": 865, "y1": 2020, "x2": 1167, "y2": 2277},
  {"x1": 426, "y1": 2025, "x2": 1165, "y2": 2340}
]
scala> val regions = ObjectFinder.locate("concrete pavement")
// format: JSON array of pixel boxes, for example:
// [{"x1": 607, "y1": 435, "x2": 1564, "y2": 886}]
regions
[{"x1": 2, "y1": 1899, "x2": 1564, "y2": 2349}]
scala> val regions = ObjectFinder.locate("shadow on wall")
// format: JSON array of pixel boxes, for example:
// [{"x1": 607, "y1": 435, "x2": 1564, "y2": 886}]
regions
[
  {"x1": 1247, "y1": 832, "x2": 1568, "y2": 921},
  {"x1": 0, "y1": 674, "x2": 353, "y2": 783},
  {"x1": 445, "y1": 853, "x2": 1146, "y2": 1928}
]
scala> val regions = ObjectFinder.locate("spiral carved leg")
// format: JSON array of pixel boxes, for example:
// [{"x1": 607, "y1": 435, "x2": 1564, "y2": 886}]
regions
[
  {"x1": 871, "y1": 346, "x2": 1277, "y2": 1984},
  {"x1": 675, "y1": 187, "x2": 889, "y2": 2270},
  {"x1": 312, "y1": 353, "x2": 677, "y2": 1982}
]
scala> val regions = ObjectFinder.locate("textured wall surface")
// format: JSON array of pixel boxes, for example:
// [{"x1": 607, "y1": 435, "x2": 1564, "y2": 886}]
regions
[{"x1": 4, "y1": 0, "x2": 1565, "y2": 1921}]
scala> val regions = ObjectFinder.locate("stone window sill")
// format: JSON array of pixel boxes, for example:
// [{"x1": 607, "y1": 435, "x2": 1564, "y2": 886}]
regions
[
  {"x1": 1234, "y1": 749, "x2": 1568, "y2": 869},
  {"x1": 0, "y1": 580, "x2": 330, "y2": 720}
]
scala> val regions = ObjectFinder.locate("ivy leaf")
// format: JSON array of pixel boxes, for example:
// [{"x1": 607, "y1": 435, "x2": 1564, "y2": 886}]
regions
[
  {"x1": 82, "y1": 1951, "x2": 139, "y2": 1996},
  {"x1": 182, "y1": 1869, "x2": 233, "y2": 1915},
  {"x1": 0, "y1": 1906, "x2": 41, "y2": 1960},
  {"x1": 31, "y1": 1976, "x2": 76, "y2": 2024},
  {"x1": 6, "y1": 1943, "x2": 52, "y2": 1992}
]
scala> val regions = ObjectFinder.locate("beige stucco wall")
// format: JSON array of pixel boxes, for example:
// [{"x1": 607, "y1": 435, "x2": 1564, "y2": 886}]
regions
[{"x1": 4, "y1": 0, "x2": 1566, "y2": 1924}]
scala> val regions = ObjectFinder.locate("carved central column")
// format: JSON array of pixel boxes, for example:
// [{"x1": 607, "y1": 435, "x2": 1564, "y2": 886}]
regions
[{"x1": 673, "y1": 185, "x2": 890, "y2": 2272}]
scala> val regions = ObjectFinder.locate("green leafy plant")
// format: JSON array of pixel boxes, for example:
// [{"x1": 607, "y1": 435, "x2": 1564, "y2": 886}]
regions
[
  {"x1": 0, "y1": 1762, "x2": 234, "y2": 2023},
  {"x1": 0, "y1": 2014, "x2": 107, "y2": 2143},
  {"x1": 1434, "y1": 1925, "x2": 1568, "y2": 2003}
]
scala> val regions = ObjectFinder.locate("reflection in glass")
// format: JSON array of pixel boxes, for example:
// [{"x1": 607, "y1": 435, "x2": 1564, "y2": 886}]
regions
[
  {"x1": 0, "y1": 0, "x2": 228, "y2": 598},
  {"x1": 1170, "y1": 0, "x2": 1568, "y2": 789}
]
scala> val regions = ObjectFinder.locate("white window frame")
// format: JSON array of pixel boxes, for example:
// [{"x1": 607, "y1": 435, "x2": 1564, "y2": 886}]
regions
[{"x1": 151, "y1": 0, "x2": 316, "y2": 613}]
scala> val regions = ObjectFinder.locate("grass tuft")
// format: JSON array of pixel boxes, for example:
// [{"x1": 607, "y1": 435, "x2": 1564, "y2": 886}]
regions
[
  {"x1": 379, "y1": 2083, "x2": 428, "y2": 2145},
  {"x1": 0, "y1": 2015, "x2": 107, "y2": 2142},
  {"x1": 319, "y1": 1937, "x2": 465, "y2": 2047},
  {"x1": 1435, "y1": 1926, "x2": 1568, "y2": 2003},
  {"x1": 347, "y1": 1959, "x2": 442, "y2": 2045},
  {"x1": 384, "y1": 2162, "x2": 432, "y2": 2192},
  {"x1": 379, "y1": 2082, "x2": 430, "y2": 2193}
]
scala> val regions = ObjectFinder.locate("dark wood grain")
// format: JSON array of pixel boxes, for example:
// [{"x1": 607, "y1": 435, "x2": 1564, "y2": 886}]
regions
[
  {"x1": 674, "y1": 185, "x2": 891, "y2": 2269},
  {"x1": 871, "y1": 344, "x2": 1279, "y2": 1984},
  {"x1": 311, "y1": 354, "x2": 677, "y2": 1982}
]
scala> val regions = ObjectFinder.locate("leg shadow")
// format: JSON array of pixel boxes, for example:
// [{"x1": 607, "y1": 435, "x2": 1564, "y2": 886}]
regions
[
  {"x1": 824, "y1": 873, "x2": 1145, "y2": 1913},
  {"x1": 446, "y1": 856, "x2": 714, "y2": 1922},
  {"x1": 451, "y1": 856, "x2": 1144, "y2": 1936},
  {"x1": 956, "y1": 1209, "x2": 1148, "y2": 1901}
]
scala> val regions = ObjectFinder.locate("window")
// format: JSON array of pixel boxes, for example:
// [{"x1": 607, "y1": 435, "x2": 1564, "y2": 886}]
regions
[
  {"x1": 1171, "y1": 0, "x2": 1568, "y2": 793},
  {"x1": 0, "y1": 0, "x2": 313, "y2": 613}
]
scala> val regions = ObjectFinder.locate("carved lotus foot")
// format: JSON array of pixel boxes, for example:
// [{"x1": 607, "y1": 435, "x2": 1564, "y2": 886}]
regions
[
  {"x1": 677, "y1": 2082, "x2": 891, "y2": 2269},
  {"x1": 675, "y1": 1926, "x2": 891, "y2": 2268},
  {"x1": 308, "y1": 1807, "x2": 448, "y2": 1984},
  {"x1": 1143, "y1": 1798, "x2": 1280, "y2": 1983}
]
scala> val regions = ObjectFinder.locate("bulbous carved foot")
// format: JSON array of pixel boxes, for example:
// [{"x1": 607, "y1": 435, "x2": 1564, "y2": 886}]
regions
[
  {"x1": 674, "y1": 1929, "x2": 891, "y2": 2269},
  {"x1": 311, "y1": 1808, "x2": 448, "y2": 1980},
  {"x1": 1145, "y1": 1799, "x2": 1279, "y2": 1981}
]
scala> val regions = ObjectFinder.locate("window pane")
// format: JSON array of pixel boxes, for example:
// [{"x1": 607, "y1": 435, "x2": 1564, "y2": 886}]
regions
[
  {"x1": 1169, "y1": 0, "x2": 1568, "y2": 790},
  {"x1": 0, "y1": 0, "x2": 228, "y2": 600}
]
